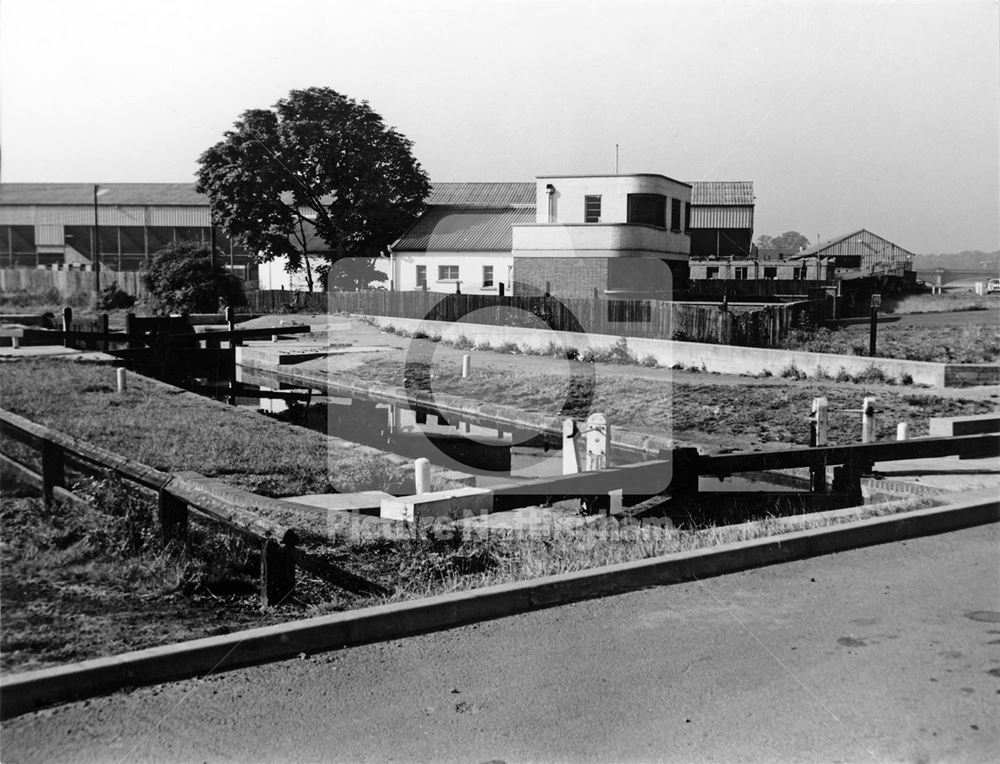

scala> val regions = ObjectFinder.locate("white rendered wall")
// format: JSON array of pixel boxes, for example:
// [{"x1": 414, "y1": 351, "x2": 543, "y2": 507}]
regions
[{"x1": 391, "y1": 252, "x2": 515, "y2": 294}]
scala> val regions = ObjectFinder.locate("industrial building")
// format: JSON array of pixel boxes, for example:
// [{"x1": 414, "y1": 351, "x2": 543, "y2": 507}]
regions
[
  {"x1": 687, "y1": 181, "x2": 755, "y2": 258},
  {"x1": 0, "y1": 183, "x2": 255, "y2": 279}
]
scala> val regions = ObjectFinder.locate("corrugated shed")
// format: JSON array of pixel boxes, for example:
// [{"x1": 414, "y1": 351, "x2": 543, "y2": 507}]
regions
[
  {"x1": 0, "y1": 183, "x2": 207, "y2": 206},
  {"x1": 690, "y1": 181, "x2": 754, "y2": 205},
  {"x1": 427, "y1": 182, "x2": 536, "y2": 208},
  {"x1": 689, "y1": 207, "x2": 754, "y2": 228},
  {"x1": 788, "y1": 229, "x2": 915, "y2": 273},
  {"x1": 393, "y1": 207, "x2": 535, "y2": 252}
]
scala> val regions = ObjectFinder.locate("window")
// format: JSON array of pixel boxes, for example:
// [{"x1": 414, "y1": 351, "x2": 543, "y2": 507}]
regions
[
  {"x1": 684, "y1": 202, "x2": 691, "y2": 230},
  {"x1": 627, "y1": 194, "x2": 667, "y2": 227},
  {"x1": 584, "y1": 195, "x2": 602, "y2": 223},
  {"x1": 763, "y1": 266, "x2": 778, "y2": 280},
  {"x1": 734, "y1": 266, "x2": 749, "y2": 280},
  {"x1": 415, "y1": 264, "x2": 427, "y2": 289},
  {"x1": 706, "y1": 266, "x2": 720, "y2": 280},
  {"x1": 670, "y1": 198, "x2": 682, "y2": 232},
  {"x1": 482, "y1": 265, "x2": 494, "y2": 287},
  {"x1": 438, "y1": 264, "x2": 459, "y2": 281}
]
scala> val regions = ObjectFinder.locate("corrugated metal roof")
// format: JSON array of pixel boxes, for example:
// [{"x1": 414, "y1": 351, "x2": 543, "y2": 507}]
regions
[
  {"x1": 791, "y1": 229, "x2": 867, "y2": 257},
  {"x1": 690, "y1": 181, "x2": 754, "y2": 206},
  {"x1": 689, "y1": 207, "x2": 754, "y2": 229},
  {"x1": 427, "y1": 182, "x2": 536, "y2": 208},
  {"x1": 0, "y1": 183, "x2": 207, "y2": 206},
  {"x1": 392, "y1": 207, "x2": 535, "y2": 252}
]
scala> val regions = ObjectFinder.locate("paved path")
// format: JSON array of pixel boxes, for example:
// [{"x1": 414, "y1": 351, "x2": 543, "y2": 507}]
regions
[{"x1": 4, "y1": 524, "x2": 998, "y2": 763}]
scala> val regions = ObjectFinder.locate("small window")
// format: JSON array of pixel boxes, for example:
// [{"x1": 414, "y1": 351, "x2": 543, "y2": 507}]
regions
[
  {"x1": 684, "y1": 202, "x2": 691, "y2": 230},
  {"x1": 734, "y1": 266, "x2": 748, "y2": 280},
  {"x1": 482, "y1": 265, "x2": 494, "y2": 287},
  {"x1": 438, "y1": 264, "x2": 459, "y2": 281},
  {"x1": 584, "y1": 195, "x2": 602, "y2": 223},
  {"x1": 706, "y1": 266, "x2": 720, "y2": 280},
  {"x1": 670, "y1": 198, "x2": 682, "y2": 232},
  {"x1": 415, "y1": 264, "x2": 427, "y2": 289},
  {"x1": 763, "y1": 266, "x2": 778, "y2": 280}
]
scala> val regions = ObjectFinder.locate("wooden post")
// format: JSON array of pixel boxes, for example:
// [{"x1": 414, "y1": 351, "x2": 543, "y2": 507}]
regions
[
  {"x1": 99, "y1": 313, "x2": 110, "y2": 352},
  {"x1": 125, "y1": 312, "x2": 138, "y2": 349},
  {"x1": 897, "y1": 422, "x2": 909, "y2": 441},
  {"x1": 562, "y1": 418, "x2": 579, "y2": 475},
  {"x1": 158, "y1": 489, "x2": 189, "y2": 541},
  {"x1": 41, "y1": 440, "x2": 65, "y2": 504},
  {"x1": 832, "y1": 465, "x2": 864, "y2": 505},
  {"x1": 116, "y1": 367, "x2": 127, "y2": 393},
  {"x1": 225, "y1": 306, "x2": 238, "y2": 347},
  {"x1": 461, "y1": 354, "x2": 471, "y2": 378},
  {"x1": 862, "y1": 397, "x2": 877, "y2": 444},
  {"x1": 62, "y1": 307, "x2": 73, "y2": 348},
  {"x1": 260, "y1": 538, "x2": 296, "y2": 608}
]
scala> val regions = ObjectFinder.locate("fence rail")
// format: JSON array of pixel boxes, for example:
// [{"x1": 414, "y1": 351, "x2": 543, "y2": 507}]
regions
[
  {"x1": 0, "y1": 408, "x2": 387, "y2": 605},
  {"x1": 245, "y1": 289, "x2": 821, "y2": 347}
]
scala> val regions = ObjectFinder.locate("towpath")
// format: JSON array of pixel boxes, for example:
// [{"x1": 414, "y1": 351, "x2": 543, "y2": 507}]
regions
[{"x1": 3, "y1": 523, "x2": 998, "y2": 763}]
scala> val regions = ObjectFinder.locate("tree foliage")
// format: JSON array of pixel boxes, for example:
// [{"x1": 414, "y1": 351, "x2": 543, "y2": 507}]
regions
[
  {"x1": 196, "y1": 87, "x2": 430, "y2": 291},
  {"x1": 141, "y1": 242, "x2": 246, "y2": 314},
  {"x1": 756, "y1": 231, "x2": 812, "y2": 253}
]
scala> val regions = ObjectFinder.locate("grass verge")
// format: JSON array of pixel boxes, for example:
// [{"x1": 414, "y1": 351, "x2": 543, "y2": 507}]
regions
[
  {"x1": 0, "y1": 359, "x2": 414, "y2": 503},
  {"x1": 348, "y1": 355, "x2": 997, "y2": 449}
]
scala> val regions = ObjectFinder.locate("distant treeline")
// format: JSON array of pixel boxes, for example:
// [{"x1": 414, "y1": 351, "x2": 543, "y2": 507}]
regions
[{"x1": 911, "y1": 250, "x2": 1000, "y2": 270}]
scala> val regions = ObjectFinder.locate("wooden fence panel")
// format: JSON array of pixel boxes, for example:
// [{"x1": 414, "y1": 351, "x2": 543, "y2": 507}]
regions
[{"x1": 242, "y1": 289, "x2": 824, "y2": 347}]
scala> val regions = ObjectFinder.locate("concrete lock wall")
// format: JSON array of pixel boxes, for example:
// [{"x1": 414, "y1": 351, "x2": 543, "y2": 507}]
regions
[{"x1": 365, "y1": 315, "x2": 998, "y2": 388}]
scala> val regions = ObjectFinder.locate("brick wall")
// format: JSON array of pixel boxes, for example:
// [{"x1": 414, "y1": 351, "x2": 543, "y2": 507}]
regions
[{"x1": 512, "y1": 257, "x2": 608, "y2": 298}]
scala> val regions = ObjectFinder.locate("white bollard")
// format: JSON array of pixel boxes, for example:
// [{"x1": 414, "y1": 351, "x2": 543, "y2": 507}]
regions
[
  {"x1": 897, "y1": 422, "x2": 909, "y2": 441},
  {"x1": 11, "y1": 336, "x2": 20, "y2": 349},
  {"x1": 414, "y1": 457, "x2": 431, "y2": 495},
  {"x1": 862, "y1": 397, "x2": 877, "y2": 443},
  {"x1": 811, "y1": 397, "x2": 829, "y2": 446},
  {"x1": 116, "y1": 367, "x2": 127, "y2": 393},
  {"x1": 584, "y1": 412, "x2": 609, "y2": 471},
  {"x1": 461, "y1": 354, "x2": 471, "y2": 379}
]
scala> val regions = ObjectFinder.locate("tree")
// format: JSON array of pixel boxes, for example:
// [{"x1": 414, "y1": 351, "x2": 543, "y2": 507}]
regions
[
  {"x1": 756, "y1": 231, "x2": 811, "y2": 253},
  {"x1": 196, "y1": 87, "x2": 430, "y2": 292},
  {"x1": 323, "y1": 257, "x2": 388, "y2": 291},
  {"x1": 142, "y1": 242, "x2": 246, "y2": 314}
]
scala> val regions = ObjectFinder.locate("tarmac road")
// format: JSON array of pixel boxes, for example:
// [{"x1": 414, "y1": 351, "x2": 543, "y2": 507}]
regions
[{"x1": 3, "y1": 524, "x2": 999, "y2": 764}]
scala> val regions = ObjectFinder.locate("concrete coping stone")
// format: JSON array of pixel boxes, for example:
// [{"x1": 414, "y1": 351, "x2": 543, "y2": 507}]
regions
[
  {"x1": 1, "y1": 493, "x2": 995, "y2": 721},
  {"x1": 1, "y1": 493, "x2": 997, "y2": 720}
]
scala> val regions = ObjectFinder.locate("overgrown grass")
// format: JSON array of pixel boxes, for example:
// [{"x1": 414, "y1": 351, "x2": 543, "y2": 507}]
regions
[
  {"x1": 0, "y1": 360, "x2": 413, "y2": 509},
  {"x1": 0, "y1": 470, "x2": 354, "y2": 672},
  {"x1": 781, "y1": 322, "x2": 1000, "y2": 363},
  {"x1": 374, "y1": 494, "x2": 946, "y2": 601},
  {"x1": 887, "y1": 293, "x2": 995, "y2": 314},
  {"x1": 352, "y1": 355, "x2": 996, "y2": 447}
]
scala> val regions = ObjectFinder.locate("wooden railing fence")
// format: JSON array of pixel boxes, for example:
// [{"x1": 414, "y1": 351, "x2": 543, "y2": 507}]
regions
[{"x1": 0, "y1": 408, "x2": 387, "y2": 605}]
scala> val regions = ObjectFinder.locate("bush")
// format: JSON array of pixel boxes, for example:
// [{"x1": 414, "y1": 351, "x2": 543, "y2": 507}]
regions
[
  {"x1": 780, "y1": 363, "x2": 806, "y2": 380},
  {"x1": 142, "y1": 241, "x2": 246, "y2": 314},
  {"x1": 93, "y1": 281, "x2": 136, "y2": 311}
]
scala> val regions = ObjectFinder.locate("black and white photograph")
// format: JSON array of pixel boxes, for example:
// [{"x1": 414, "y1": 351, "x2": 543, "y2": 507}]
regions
[{"x1": 1, "y1": 0, "x2": 998, "y2": 761}]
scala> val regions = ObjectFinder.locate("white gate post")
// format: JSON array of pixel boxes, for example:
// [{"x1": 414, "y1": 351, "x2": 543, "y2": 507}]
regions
[{"x1": 862, "y1": 397, "x2": 877, "y2": 444}]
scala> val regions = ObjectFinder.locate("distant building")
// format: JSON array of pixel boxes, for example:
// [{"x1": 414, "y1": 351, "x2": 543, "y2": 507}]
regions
[
  {"x1": 0, "y1": 183, "x2": 255, "y2": 279},
  {"x1": 689, "y1": 256, "x2": 834, "y2": 282},
  {"x1": 687, "y1": 181, "x2": 755, "y2": 258},
  {"x1": 786, "y1": 229, "x2": 914, "y2": 276}
]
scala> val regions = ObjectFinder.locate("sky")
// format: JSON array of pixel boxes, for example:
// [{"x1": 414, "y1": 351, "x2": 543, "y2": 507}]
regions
[{"x1": 1, "y1": 0, "x2": 997, "y2": 254}]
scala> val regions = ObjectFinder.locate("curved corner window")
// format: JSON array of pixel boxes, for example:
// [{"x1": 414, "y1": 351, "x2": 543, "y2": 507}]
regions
[{"x1": 627, "y1": 194, "x2": 666, "y2": 228}]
